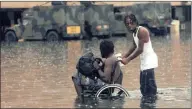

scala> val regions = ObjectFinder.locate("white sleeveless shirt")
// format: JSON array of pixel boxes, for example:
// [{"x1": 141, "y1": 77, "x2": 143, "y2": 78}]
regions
[{"x1": 133, "y1": 26, "x2": 158, "y2": 71}]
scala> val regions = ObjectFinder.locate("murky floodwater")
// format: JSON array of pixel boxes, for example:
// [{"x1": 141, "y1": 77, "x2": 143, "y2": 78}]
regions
[{"x1": 1, "y1": 32, "x2": 191, "y2": 108}]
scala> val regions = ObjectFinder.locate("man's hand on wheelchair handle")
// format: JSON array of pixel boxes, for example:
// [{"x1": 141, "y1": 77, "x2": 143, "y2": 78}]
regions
[{"x1": 120, "y1": 58, "x2": 130, "y2": 65}]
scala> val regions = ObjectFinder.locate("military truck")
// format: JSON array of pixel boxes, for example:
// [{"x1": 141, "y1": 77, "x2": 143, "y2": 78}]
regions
[
  {"x1": 4, "y1": 2, "x2": 172, "y2": 42},
  {"x1": 110, "y1": 8, "x2": 128, "y2": 36},
  {"x1": 4, "y1": 5, "x2": 85, "y2": 42},
  {"x1": 112, "y1": 2, "x2": 172, "y2": 36},
  {"x1": 4, "y1": 3, "x2": 114, "y2": 42},
  {"x1": 83, "y1": 4, "x2": 113, "y2": 38},
  {"x1": 135, "y1": 2, "x2": 172, "y2": 36}
]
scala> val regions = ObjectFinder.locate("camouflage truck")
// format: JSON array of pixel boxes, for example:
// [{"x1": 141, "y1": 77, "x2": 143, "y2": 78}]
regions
[
  {"x1": 132, "y1": 2, "x2": 172, "y2": 36},
  {"x1": 4, "y1": 5, "x2": 84, "y2": 42},
  {"x1": 64, "y1": 5, "x2": 84, "y2": 39},
  {"x1": 110, "y1": 7, "x2": 128, "y2": 36},
  {"x1": 83, "y1": 4, "x2": 113, "y2": 38},
  {"x1": 4, "y1": 2, "x2": 172, "y2": 42},
  {"x1": 110, "y1": 2, "x2": 172, "y2": 36}
]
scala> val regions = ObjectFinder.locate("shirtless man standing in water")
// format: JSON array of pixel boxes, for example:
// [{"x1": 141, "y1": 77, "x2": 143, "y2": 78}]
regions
[{"x1": 120, "y1": 14, "x2": 158, "y2": 103}]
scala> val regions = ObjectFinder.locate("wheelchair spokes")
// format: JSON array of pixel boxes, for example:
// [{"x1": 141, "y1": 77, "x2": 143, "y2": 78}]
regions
[{"x1": 95, "y1": 84, "x2": 130, "y2": 101}]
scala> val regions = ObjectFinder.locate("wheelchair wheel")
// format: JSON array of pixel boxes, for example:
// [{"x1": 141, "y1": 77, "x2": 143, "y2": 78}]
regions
[{"x1": 95, "y1": 84, "x2": 130, "y2": 100}]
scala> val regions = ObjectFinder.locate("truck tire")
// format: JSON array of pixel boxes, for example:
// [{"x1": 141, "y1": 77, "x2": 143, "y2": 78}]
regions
[
  {"x1": 79, "y1": 34, "x2": 84, "y2": 40},
  {"x1": 4, "y1": 31, "x2": 18, "y2": 42},
  {"x1": 46, "y1": 31, "x2": 60, "y2": 41},
  {"x1": 83, "y1": 32, "x2": 91, "y2": 40},
  {"x1": 108, "y1": 32, "x2": 112, "y2": 38},
  {"x1": 104, "y1": 32, "x2": 112, "y2": 39}
]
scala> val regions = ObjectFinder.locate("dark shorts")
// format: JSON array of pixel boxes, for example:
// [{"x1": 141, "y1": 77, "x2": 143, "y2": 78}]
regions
[{"x1": 140, "y1": 68, "x2": 157, "y2": 96}]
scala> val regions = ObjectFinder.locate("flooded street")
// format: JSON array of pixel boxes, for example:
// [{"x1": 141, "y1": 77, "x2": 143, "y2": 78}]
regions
[{"x1": 1, "y1": 32, "x2": 191, "y2": 108}]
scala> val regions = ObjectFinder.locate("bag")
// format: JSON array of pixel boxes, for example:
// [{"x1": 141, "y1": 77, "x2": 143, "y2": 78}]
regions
[{"x1": 76, "y1": 52, "x2": 101, "y2": 79}]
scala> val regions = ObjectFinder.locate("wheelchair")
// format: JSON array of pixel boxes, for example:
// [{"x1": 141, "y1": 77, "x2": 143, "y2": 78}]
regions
[{"x1": 72, "y1": 72, "x2": 130, "y2": 102}]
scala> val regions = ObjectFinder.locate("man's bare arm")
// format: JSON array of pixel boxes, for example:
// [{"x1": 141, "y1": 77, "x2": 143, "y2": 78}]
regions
[
  {"x1": 121, "y1": 27, "x2": 149, "y2": 65},
  {"x1": 97, "y1": 59, "x2": 113, "y2": 83},
  {"x1": 122, "y1": 38, "x2": 136, "y2": 58}
]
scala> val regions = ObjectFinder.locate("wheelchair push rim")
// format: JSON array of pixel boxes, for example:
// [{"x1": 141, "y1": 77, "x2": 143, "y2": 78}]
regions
[{"x1": 95, "y1": 84, "x2": 130, "y2": 100}]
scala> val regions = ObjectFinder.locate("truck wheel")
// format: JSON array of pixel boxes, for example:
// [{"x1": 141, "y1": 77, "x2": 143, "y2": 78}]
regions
[
  {"x1": 46, "y1": 31, "x2": 60, "y2": 41},
  {"x1": 79, "y1": 34, "x2": 84, "y2": 40},
  {"x1": 108, "y1": 32, "x2": 112, "y2": 38},
  {"x1": 83, "y1": 31, "x2": 92, "y2": 40},
  {"x1": 105, "y1": 32, "x2": 112, "y2": 38},
  {"x1": 4, "y1": 31, "x2": 18, "y2": 42}
]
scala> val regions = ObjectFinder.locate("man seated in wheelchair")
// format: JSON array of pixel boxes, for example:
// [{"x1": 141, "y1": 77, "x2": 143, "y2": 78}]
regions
[{"x1": 72, "y1": 40, "x2": 123, "y2": 96}]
